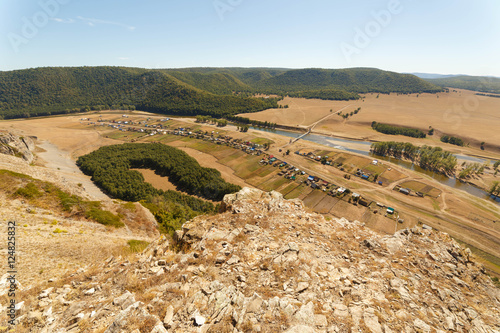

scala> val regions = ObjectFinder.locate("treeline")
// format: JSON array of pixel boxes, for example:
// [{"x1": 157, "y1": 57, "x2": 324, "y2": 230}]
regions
[
  {"x1": 252, "y1": 68, "x2": 444, "y2": 95},
  {"x1": 195, "y1": 115, "x2": 227, "y2": 127},
  {"x1": 371, "y1": 141, "x2": 457, "y2": 174},
  {"x1": 76, "y1": 143, "x2": 241, "y2": 234},
  {"x1": 441, "y1": 135, "x2": 465, "y2": 147},
  {"x1": 287, "y1": 89, "x2": 360, "y2": 101},
  {"x1": 426, "y1": 76, "x2": 500, "y2": 94},
  {"x1": 0, "y1": 67, "x2": 279, "y2": 120},
  {"x1": 226, "y1": 115, "x2": 277, "y2": 129},
  {"x1": 371, "y1": 122, "x2": 427, "y2": 138},
  {"x1": 476, "y1": 93, "x2": 500, "y2": 98}
]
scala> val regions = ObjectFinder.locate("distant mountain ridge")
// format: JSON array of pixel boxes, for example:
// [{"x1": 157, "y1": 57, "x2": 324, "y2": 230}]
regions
[{"x1": 0, "y1": 66, "x2": 443, "y2": 119}]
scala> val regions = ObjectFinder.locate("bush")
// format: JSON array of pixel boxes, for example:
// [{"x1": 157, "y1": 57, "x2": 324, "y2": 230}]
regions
[
  {"x1": 127, "y1": 240, "x2": 150, "y2": 253},
  {"x1": 85, "y1": 207, "x2": 123, "y2": 228},
  {"x1": 15, "y1": 182, "x2": 42, "y2": 199}
]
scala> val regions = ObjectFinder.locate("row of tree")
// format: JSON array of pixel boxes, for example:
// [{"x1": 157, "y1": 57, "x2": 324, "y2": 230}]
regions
[
  {"x1": 371, "y1": 141, "x2": 457, "y2": 174},
  {"x1": 440, "y1": 135, "x2": 465, "y2": 147},
  {"x1": 371, "y1": 122, "x2": 427, "y2": 138},
  {"x1": 226, "y1": 115, "x2": 277, "y2": 129}
]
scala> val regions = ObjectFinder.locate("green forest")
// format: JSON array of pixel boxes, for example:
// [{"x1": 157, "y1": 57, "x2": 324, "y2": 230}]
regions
[
  {"x1": 425, "y1": 76, "x2": 500, "y2": 94},
  {"x1": 0, "y1": 67, "x2": 278, "y2": 119},
  {"x1": 371, "y1": 122, "x2": 427, "y2": 138},
  {"x1": 440, "y1": 135, "x2": 465, "y2": 147},
  {"x1": 76, "y1": 143, "x2": 241, "y2": 234},
  {"x1": 0, "y1": 66, "x2": 445, "y2": 119},
  {"x1": 371, "y1": 141, "x2": 457, "y2": 174}
]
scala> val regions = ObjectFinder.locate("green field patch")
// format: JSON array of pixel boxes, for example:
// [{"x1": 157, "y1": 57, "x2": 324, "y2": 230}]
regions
[
  {"x1": 233, "y1": 156, "x2": 267, "y2": 178},
  {"x1": 315, "y1": 150, "x2": 334, "y2": 158},
  {"x1": 219, "y1": 150, "x2": 247, "y2": 164},
  {"x1": 400, "y1": 180, "x2": 441, "y2": 197},
  {"x1": 284, "y1": 183, "x2": 308, "y2": 199},
  {"x1": 259, "y1": 176, "x2": 291, "y2": 192},
  {"x1": 363, "y1": 163, "x2": 387, "y2": 175},
  {"x1": 244, "y1": 165, "x2": 277, "y2": 183},
  {"x1": 250, "y1": 137, "x2": 274, "y2": 145},
  {"x1": 280, "y1": 183, "x2": 300, "y2": 197},
  {"x1": 156, "y1": 135, "x2": 182, "y2": 143}
]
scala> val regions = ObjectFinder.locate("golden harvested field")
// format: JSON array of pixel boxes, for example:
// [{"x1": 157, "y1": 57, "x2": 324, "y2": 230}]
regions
[{"x1": 240, "y1": 89, "x2": 500, "y2": 153}]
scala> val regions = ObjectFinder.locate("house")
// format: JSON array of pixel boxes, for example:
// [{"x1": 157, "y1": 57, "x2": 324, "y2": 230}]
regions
[
  {"x1": 372, "y1": 160, "x2": 378, "y2": 165},
  {"x1": 387, "y1": 207, "x2": 395, "y2": 214},
  {"x1": 337, "y1": 187, "x2": 346, "y2": 194},
  {"x1": 307, "y1": 176, "x2": 315, "y2": 182},
  {"x1": 361, "y1": 174, "x2": 370, "y2": 180},
  {"x1": 352, "y1": 193, "x2": 360, "y2": 199}
]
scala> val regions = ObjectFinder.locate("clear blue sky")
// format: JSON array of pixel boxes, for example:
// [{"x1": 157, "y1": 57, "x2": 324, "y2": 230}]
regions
[{"x1": 1, "y1": 0, "x2": 499, "y2": 76}]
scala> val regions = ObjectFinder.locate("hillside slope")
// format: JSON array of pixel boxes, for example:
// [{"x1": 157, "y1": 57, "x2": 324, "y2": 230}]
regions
[
  {"x1": 426, "y1": 75, "x2": 500, "y2": 94},
  {"x1": 254, "y1": 68, "x2": 444, "y2": 94},
  {"x1": 0, "y1": 67, "x2": 444, "y2": 120},
  {"x1": 4, "y1": 188, "x2": 499, "y2": 332},
  {"x1": 0, "y1": 67, "x2": 278, "y2": 119}
]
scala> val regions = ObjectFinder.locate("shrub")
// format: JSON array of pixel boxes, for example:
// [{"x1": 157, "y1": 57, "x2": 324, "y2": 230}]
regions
[
  {"x1": 127, "y1": 240, "x2": 150, "y2": 253},
  {"x1": 15, "y1": 182, "x2": 42, "y2": 199}
]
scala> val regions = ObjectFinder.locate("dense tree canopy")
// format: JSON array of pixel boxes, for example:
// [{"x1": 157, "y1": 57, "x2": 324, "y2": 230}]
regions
[
  {"x1": 440, "y1": 135, "x2": 465, "y2": 147},
  {"x1": 371, "y1": 141, "x2": 457, "y2": 174},
  {"x1": 76, "y1": 143, "x2": 242, "y2": 234},
  {"x1": 371, "y1": 122, "x2": 427, "y2": 139},
  {"x1": 77, "y1": 143, "x2": 240, "y2": 202},
  {"x1": 0, "y1": 67, "x2": 279, "y2": 119}
]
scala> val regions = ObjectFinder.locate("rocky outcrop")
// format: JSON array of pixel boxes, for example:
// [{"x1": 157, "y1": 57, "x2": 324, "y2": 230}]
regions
[
  {"x1": 2, "y1": 188, "x2": 500, "y2": 332},
  {"x1": 0, "y1": 131, "x2": 36, "y2": 163}
]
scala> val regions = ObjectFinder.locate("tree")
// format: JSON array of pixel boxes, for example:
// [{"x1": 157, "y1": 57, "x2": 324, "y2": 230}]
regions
[
  {"x1": 494, "y1": 161, "x2": 500, "y2": 170},
  {"x1": 480, "y1": 142, "x2": 485, "y2": 150},
  {"x1": 490, "y1": 181, "x2": 500, "y2": 197}
]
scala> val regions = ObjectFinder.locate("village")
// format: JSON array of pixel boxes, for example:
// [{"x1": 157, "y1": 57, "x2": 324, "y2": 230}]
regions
[{"x1": 81, "y1": 115, "x2": 426, "y2": 224}]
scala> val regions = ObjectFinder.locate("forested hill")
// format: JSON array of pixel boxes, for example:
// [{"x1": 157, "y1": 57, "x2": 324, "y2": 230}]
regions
[
  {"x1": 162, "y1": 67, "x2": 444, "y2": 96},
  {"x1": 424, "y1": 75, "x2": 500, "y2": 94},
  {"x1": 0, "y1": 67, "x2": 278, "y2": 119},
  {"x1": 0, "y1": 66, "x2": 443, "y2": 119}
]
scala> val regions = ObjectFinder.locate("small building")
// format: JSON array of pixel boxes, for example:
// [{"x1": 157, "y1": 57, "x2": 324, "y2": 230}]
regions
[
  {"x1": 352, "y1": 193, "x2": 360, "y2": 199},
  {"x1": 361, "y1": 174, "x2": 370, "y2": 180},
  {"x1": 307, "y1": 176, "x2": 315, "y2": 182},
  {"x1": 399, "y1": 188, "x2": 410, "y2": 195},
  {"x1": 337, "y1": 187, "x2": 346, "y2": 194},
  {"x1": 372, "y1": 160, "x2": 378, "y2": 165},
  {"x1": 387, "y1": 207, "x2": 395, "y2": 214}
]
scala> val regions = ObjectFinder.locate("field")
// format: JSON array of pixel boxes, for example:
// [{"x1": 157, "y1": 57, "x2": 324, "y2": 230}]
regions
[
  {"x1": 399, "y1": 180, "x2": 442, "y2": 198},
  {"x1": 240, "y1": 89, "x2": 500, "y2": 154}
]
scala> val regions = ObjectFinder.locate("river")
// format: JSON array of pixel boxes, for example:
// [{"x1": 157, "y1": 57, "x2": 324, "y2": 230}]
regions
[{"x1": 252, "y1": 127, "x2": 500, "y2": 205}]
